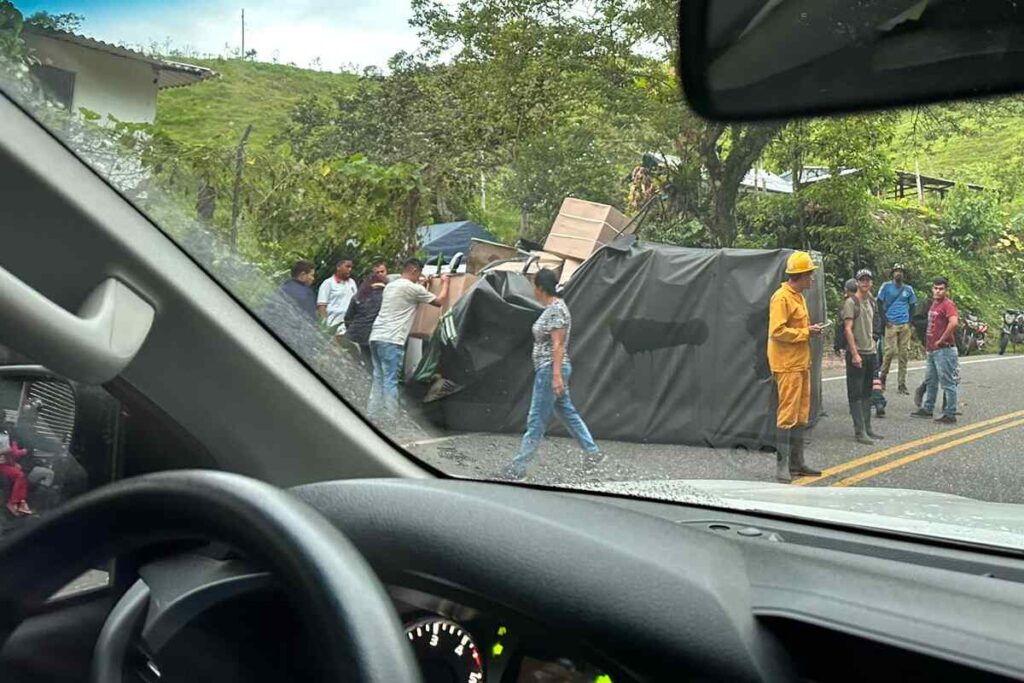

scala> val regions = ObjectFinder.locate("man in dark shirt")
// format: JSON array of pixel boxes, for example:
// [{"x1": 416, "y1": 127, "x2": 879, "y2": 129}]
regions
[
  {"x1": 912, "y1": 277, "x2": 960, "y2": 424},
  {"x1": 263, "y1": 260, "x2": 318, "y2": 349},
  {"x1": 277, "y1": 260, "x2": 317, "y2": 317}
]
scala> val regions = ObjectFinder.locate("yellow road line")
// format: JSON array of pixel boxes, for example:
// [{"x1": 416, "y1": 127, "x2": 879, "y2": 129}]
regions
[
  {"x1": 792, "y1": 410, "x2": 1024, "y2": 486},
  {"x1": 833, "y1": 417, "x2": 1024, "y2": 487}
]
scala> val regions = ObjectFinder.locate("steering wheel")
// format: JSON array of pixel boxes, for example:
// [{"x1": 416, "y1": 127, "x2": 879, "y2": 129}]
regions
[{"x1": 0, "y1": 470, "x2": 421, "y2": 683}]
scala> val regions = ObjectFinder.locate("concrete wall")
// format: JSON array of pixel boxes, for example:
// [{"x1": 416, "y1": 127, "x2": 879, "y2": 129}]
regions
[{"x1": 24, "y1": 34, "x2": 159, "y2": 124}]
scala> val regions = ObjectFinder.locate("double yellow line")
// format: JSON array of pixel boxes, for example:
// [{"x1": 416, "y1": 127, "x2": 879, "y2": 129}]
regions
[{"x1": 793, "y1": 410, "x2": 1024, "y2": 487}]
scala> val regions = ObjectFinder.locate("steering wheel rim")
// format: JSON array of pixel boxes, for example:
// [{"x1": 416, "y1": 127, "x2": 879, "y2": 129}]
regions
[{"x1": 0, "y1": 470, "x2": 421, "y2": 683}]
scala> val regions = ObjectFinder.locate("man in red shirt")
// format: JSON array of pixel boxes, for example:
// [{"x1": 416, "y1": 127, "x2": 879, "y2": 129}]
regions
[{"x1": 912, "y1": 277, "x2": 960, "y2": 424}]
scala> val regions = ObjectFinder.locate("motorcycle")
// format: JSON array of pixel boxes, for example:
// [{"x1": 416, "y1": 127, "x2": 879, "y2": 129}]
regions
[
  {"x1": 956, "y1": 312, "x2": 988, "y2": 357},
  {"x1": 999, "y1": 309, "x2": 1024, "y2": 355}
]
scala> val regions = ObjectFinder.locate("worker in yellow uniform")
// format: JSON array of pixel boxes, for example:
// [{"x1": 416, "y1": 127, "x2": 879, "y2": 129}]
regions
[{"x1": 768, "y1": 251, "x2": 824, "y2": 483}]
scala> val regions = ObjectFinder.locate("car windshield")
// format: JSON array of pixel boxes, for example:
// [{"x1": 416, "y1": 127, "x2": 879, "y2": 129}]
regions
[{"x1": 4, "y1": 0, "x2": 1024, "y2": 551}]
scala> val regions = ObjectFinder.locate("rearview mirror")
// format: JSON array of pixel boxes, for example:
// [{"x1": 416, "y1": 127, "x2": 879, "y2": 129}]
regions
[{"x1": 681, "y1": 0, "x2": 1024, "y2": 120}]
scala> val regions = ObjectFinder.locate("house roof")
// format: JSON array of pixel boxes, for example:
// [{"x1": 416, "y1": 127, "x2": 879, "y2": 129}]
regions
[
  {"x1": 644, "y1": 152, "x2": 795, "y2": 194},
  {"x1": 24, "y1": 27, "x2": 216, "y2": 90},
  {"x1": 778, "y1": 166, "x2": 862, "y2": 185},
  {"x1": 741, "y1": 167, "x2": 793, "y2": 194}
]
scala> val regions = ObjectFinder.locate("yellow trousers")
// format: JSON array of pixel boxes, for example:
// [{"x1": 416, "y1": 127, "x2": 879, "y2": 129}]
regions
[{"x1": 774, "y1": 370, "x2": 811, "y2": 429}]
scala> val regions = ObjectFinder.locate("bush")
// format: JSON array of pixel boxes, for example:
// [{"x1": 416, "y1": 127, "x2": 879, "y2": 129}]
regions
[{"x1": 940, "y1": 185, "x2": 1002, "y2": 250}]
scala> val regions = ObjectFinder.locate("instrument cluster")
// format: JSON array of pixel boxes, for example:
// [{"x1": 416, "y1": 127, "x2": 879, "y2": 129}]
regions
[{"x1": 391, "y1": 585, "x2": 624, "y2": 683}]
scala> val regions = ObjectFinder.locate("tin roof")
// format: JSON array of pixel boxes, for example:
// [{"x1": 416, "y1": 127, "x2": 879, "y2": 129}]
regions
[{"x1": 24, "y1": 26, "x2": 216, "y2": 90}]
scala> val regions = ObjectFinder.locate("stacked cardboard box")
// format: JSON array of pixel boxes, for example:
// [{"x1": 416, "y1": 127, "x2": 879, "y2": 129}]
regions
[{"x1": 543, "y1": 197, "x2": 634, "y2": 261}]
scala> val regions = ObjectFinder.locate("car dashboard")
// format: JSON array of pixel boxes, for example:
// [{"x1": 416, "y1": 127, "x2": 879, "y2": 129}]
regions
[
  {"x1": 55, "y1": 478, "x2": 1024, "y2": 683},
  {"x1": 103, "y1": 552, "x2": 626, "y2": 683}
]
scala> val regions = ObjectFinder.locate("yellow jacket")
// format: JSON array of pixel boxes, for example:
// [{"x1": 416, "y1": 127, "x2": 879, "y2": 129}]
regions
[{"x1": 767, "y1": 282, "x2": 811, "y2": 372}]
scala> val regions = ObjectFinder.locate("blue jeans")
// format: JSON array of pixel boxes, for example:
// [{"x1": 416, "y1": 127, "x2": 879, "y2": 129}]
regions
[
  {"x1": 369, "y1": 341, "x2": 405, "y2": 422},
  {"x1": 511, "y1": 362, "x2": 599, "y2": 471},
  {"x1": 923, "y1": 346, "x2": 959, "y2": 417}
]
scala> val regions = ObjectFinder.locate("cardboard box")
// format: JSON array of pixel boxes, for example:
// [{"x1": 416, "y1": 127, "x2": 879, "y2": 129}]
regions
[
  {"x1": 543, "y1": 197, "x2": 634, "y2": 260},
  {"x1": 410, "y1": 274, "x2": 480, "y2": 339},
  {"x1": 481, "y1": 252, "x2": 582, "y2": 285},
  {"x1": 484, "y1": 260, "x2": 529, "y2": 274},
  {"x1": 559, "y1": 257, "x2": 584, "y2": 284},
  {"x1": 537, "y1": 252, "x2": 585, "y2": 284},
  {"x1": 467, "y1": 238, "x2": 520, "y2": 274}
]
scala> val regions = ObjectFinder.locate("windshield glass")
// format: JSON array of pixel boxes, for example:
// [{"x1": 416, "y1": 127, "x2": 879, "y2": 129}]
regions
[{"x1": 4, "y1": 0, "x2": 1024, "y2": 550}]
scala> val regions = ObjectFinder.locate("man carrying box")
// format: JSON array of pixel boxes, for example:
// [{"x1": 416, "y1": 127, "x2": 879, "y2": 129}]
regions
[{"x1": 368, "y1": 259, "x2": 450, "y2": 423}]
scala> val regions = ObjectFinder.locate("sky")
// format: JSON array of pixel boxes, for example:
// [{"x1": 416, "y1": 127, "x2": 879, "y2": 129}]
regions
[{"x1": 16, "y1": 0, "x2": 424, "y2": 70}]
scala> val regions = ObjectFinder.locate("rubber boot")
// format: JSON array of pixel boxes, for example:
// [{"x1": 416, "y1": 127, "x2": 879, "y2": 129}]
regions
[
  {"x1": 788, "y1": 427, "x2": 820, "y2": 477},
  {"x1": 850, "y1": 402, "x2": 874, "y2": 445},
  {"x1": 862, "y1": 399, "x2": 884, "y2": 440},
  {"x1": 775, "y1": 428, "x2": 792, "y2": 484}
]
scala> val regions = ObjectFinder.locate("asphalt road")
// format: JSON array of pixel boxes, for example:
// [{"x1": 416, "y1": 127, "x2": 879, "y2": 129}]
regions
[{"x1": 408, "y1": 353, "x2": 1024, "y2": 504}]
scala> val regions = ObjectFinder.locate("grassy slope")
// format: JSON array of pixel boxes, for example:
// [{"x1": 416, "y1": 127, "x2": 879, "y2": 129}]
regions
[
  {"x1": 157, "y1": 60, "x2": 1019, "y2": 182},
  {"x1": 891, "y1": 104, "x2": 1023, "y2": 180},
  {"x1": 155, "y1": 59, "x2": 357, "y2": 149}
]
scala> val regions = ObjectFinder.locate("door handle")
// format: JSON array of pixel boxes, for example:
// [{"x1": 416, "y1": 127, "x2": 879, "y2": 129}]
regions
[{"x1": 0, "y1": 266, "x2": 154, "y2": 384}]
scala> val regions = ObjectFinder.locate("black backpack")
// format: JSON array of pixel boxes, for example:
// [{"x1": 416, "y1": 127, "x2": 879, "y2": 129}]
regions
[{"x1": 833, "y1": 296, "x2": 861, "y2": 353}]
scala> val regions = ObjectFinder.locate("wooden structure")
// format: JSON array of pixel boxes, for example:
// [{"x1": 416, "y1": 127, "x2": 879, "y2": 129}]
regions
[{"x1": 888, "y1": 170, "x2": 986, "y2": 201}]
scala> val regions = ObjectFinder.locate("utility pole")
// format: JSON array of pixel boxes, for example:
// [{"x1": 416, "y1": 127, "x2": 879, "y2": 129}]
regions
[
  {"x1": 915, "y1": 159, "x2": 924, "y2": 205},
  {"x1": 241, "y1": 8, "x2": 245, "y2": 60},
  {"x1": 478, "y1": 152, "x2": 486, "y2": 211},
  {"x1": 229, "y1": 124, "x2": 254, "y2": 250}
]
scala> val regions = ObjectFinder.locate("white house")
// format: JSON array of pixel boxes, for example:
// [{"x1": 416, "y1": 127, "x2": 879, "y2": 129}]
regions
[{"x1": 22, "y1": 27, "x2": 214, "y2": 124}]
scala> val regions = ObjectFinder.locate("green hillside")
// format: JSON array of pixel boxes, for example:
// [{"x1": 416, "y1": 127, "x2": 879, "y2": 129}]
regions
[
  {"x1": 155, "y1": 58, "x2": 358, "y2": 149},
  {"x1": 891, "y1": 101, "x2": 1024, "y2": 182},
  {"x1": 155, "y1": 58, "x2": 1021, "y2": 185}
]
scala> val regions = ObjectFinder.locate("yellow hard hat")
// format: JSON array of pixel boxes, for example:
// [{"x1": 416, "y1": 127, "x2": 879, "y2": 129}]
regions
[{"x1": 785, "y1": 251, "x2": 817, "y2": 275}]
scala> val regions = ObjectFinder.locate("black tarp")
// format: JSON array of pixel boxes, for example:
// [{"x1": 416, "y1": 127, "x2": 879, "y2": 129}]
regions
[{"x1": 417, "y1": 237, "x2": 825, "y2": 449}]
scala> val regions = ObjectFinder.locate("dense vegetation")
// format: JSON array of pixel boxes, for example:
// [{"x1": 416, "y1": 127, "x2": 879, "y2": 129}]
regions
[{"x1": 5, "y1": 0, "x2": 1024, "y2": 327}]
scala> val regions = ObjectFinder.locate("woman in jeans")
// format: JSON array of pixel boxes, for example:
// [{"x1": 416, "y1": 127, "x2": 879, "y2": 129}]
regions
[{"x1": 502, "y1": 269, "x2": 602, "y2": 481}]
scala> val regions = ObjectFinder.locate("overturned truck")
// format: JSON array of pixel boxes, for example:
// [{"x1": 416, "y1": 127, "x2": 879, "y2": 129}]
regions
[{"x1": 414, "y1": 237, "x2": 825, "y2": 450}]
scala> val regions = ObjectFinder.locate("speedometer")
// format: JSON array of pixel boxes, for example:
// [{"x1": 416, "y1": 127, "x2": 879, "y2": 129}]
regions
[{"x1": 405, "y1": 618, "x2": 484, "y2": 683}]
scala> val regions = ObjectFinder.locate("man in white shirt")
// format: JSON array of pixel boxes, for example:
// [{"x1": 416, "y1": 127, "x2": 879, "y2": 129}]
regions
[
  {"x1": 317, "y1": 258, "x2": 357, "y2": 337},
  {"x1": 368, "y1": 258, "x2": 450, "y2": 422}
]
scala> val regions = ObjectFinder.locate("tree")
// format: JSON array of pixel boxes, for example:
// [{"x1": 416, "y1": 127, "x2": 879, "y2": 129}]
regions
[
  {"x1": 594, "y1": 0, "x2": 785, "y2": 246},
  {"x1": 25, "y1": 10, "x2": 84, "y2": 33},
  {"x1": 750, "y1": 112, "x2": 897, "y2": 245},
  {"x1": 941, "y1": 185, "x2": 1002, "y2": 250},
  {"x1": 284, "y1": 59, "x2": 480, "y2": 224},
  {"x1": 395, "y1": 0, "x2": 649, "y2": 231},
  {"x1": 500, "y1": 119, "x2": 632, "y2": 240},
  {"x1": 0, "y1": 1, "x2": 26, "y2": 61}
]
